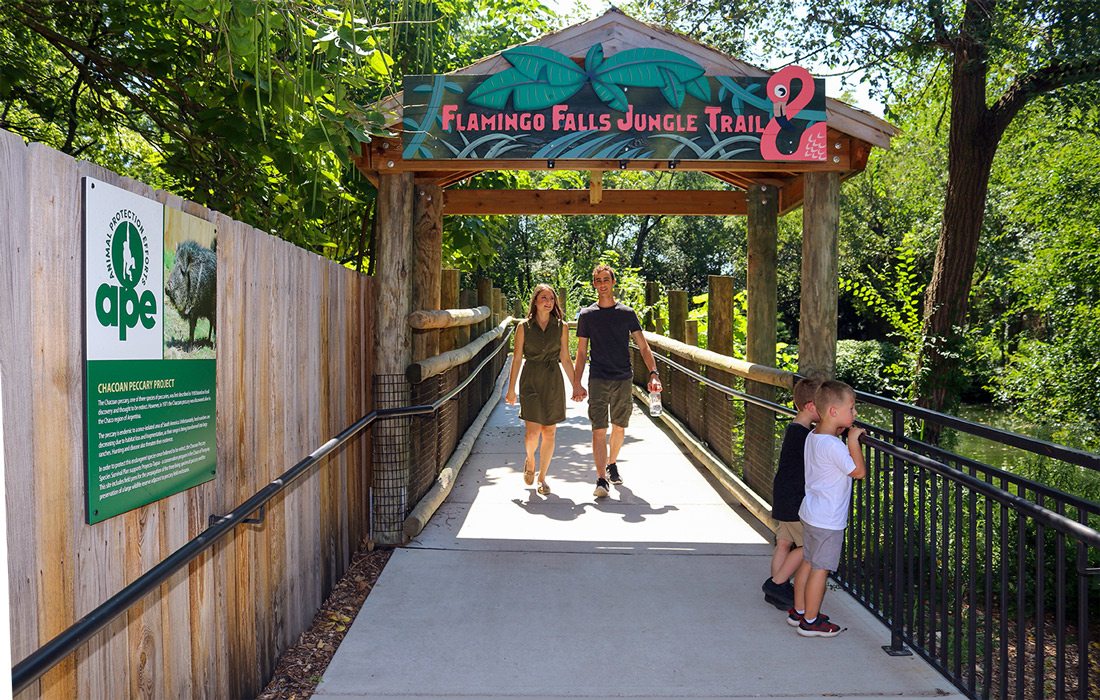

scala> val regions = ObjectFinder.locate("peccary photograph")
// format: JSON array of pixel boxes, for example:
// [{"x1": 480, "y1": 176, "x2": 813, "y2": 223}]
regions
[{"x1": 163, "y1": 238, "x2": 217, "y2": 358}]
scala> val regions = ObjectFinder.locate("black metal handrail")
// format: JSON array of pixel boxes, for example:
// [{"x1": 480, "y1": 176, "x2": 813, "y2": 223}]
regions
[
  {"x1": 645, "y1": 347, "x2": 1099, "y2": 545},
  {"x1": 642, "y1": 344, "x2": 1100, "y2": 699},
  {"x1": 854, "y1": 389, "x2": 1100, "y2": 471},
  {"x1": 11, "y1": 325, "x2": 514, "y2": 695}
]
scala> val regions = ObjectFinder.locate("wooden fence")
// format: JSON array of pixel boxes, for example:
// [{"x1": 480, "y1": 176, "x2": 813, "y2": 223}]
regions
[{"x1": 0, "y1": 129, "x2": 375, "y2": 699}]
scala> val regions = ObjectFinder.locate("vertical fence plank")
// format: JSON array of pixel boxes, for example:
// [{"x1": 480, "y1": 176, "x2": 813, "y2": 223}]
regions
[{"x1": 0, "y1": 131, "x2": 40, "y2": 694}]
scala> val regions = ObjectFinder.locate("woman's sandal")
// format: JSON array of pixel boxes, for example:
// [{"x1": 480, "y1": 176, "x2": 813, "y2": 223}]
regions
[
  {"x1": 523, "y1": 460, "x2": 535, "y2": 486},
  {"x1": 537, "y1": 480, "x2": 550, "y2": 495}
]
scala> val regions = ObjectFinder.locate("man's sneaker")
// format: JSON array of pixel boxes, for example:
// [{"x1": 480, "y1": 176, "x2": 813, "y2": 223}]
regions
[
  {"x1": 607, "y1": 463, "x2": 622, "y2": 485},
  {"x1": 779, "y1": 580, "x2": 795, "y2": 600},
  {"x1": 594, "y1": 478, "x2": 610, "y2": 498},
  {"x1": 762, "y1": 578, "x2": 793, "y2": 610},
  {"x1": 797, "y1": 616, "x2": 842, "y2": 637}
]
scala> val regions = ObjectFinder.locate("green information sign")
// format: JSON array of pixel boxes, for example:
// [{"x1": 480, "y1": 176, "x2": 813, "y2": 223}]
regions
[
  {"x1": 85, "y1": 360, "x2": 215, "y2": 520},
  {"x1": 403, "y1": 44, "x2": 826, "y2": 162},
  {"x1": 83, "y1": 177, "x2": 217, "y2": 523}
]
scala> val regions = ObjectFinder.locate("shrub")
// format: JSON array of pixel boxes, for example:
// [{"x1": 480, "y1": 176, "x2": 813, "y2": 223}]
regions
[{"x1": 835, "y1": 339, "x2": 902, "y2": 396}]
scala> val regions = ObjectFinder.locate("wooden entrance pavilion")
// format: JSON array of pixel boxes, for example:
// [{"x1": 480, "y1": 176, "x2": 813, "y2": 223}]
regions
[{"x1": 354, "y1": 9, "x2": 897, "y2": 542}]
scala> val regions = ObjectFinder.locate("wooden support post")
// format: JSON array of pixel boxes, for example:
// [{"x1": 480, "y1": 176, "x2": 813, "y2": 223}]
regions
[
  {"x1": 644, "y1": 281, "x2": 659, "y2": 332},
  {"x1": 477, "y1": 278, "x2": 492, "y2": 335},
  {"x1": 685, "y1": 319, "x2": 698, "y2": 348},
  {"x1": 412, "y1": 184, "x2": 443, "y2": 362},
  {"x1": 668, "y1": 290, "x2": 688, "y2": 343},
  {"x1": 457, "y1": 289, "x2": 475, "y2": 348},
  {"x1": 745, "y1": 184, "x2": 778, "y2": 500},
  {"x1": 372, "y1": 171, "x2": 414, "y2": 545},
  {"x1": 440, "y1": 269, "x2": 459, "y2": 353},
  {"x1": 644, "y1": 281, "x2": 664, "y2": 334},
  {"x1": 705, "y1": 274, "x2": 736, "y2": 470},
  {"x1": 492, "y1": 287, "x2": 503, "y2": 325},
  {"x1": 799, "y1": 172, "x2": 840, "y2": 378},
  {"x1": 707, "y1": 275, "x2": 734, "y2": 356}
]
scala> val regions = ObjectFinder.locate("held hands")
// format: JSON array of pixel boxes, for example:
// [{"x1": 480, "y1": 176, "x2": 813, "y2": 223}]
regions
[
  {"x1": 571, "y1": 383, "x2": 587, "y2": 402},
  {"x1": 505, "y1": 389, "x2": 517, "y2": 405}
]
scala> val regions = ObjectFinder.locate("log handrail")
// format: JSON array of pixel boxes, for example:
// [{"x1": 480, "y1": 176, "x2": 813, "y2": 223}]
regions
[
  {"x1": 407, "y1": 305, "x2": 491, "y2": 329},
  {"x1": 407, "y1": 317, "x2": 514, "y2": 383},
  {"x1": 642, "y1": 331, "x2": 794, "y2": 389}
]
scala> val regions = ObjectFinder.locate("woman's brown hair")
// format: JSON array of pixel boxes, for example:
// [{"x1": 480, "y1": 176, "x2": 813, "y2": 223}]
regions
[{"x1": 526, "y1": 283, "x2": 564, "y2": 322}]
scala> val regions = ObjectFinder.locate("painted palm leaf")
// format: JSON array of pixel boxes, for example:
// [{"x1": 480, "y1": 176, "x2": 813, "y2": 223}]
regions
[
  {"x1": 658, "y1": 68, "x2": 685, "y2": 108},
  {"x1": 594, "y1": 49, "x2": 705, "y2": 87},
  {"x1": 501, "y1": 46, "x2": 586, "y2": 86},
  {"x1": 590, "y1": 79, "x2": 628, "y2": 111},
  {"x1": 686, "y1": 76, "x2": 710, "y2": 102},
  {"x1": 468, "y1": 68, "x2": 582, "y2": 110},
  {"x1": 585, "y1": 44, "x2": 605, "y2": 73}
]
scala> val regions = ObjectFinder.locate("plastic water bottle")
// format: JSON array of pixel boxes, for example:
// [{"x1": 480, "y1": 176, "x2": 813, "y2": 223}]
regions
[{"x1": 648, "y1": 390, "x2": 663, "y2": 416}]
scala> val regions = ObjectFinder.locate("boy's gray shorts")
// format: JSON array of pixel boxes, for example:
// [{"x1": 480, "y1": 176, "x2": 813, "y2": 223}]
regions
[{"x1": 801, "y1": 521, "x2": 845, "y2": 571}]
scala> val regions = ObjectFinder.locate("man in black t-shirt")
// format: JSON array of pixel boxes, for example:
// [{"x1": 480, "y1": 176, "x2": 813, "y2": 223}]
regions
[{"x1": 574, "y1": 264, "x2": 662, "y2": 498}]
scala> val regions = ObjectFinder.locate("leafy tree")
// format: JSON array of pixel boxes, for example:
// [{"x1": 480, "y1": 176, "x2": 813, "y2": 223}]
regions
[
  {"x1": 634, "y1": 0, "x2": 1100, "y2": 421},
  {"x1": 0, "y1": 0, "x2": 551, "y2": 268}
]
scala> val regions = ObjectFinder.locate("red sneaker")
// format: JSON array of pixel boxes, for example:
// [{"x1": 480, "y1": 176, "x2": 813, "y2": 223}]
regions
[{"x1": 797, "y1": 616, "x2": 842, "y2": 637}]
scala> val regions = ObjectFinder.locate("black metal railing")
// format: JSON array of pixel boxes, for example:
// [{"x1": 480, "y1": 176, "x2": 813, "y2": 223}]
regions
[
  {"x1": 638, "y1": 345, "x2": 1100, "y2": 700},
  {"x1": 11, "y1": 324, "x2": 514, "y2": 695}
]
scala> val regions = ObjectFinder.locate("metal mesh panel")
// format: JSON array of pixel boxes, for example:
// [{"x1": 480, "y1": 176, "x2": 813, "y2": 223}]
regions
[
  {"x1": 408, "y1": 376, "x2": 444, "y2": 507},
  {"x1": 371, "y1": 374, "x2": 412, "y2": 542},
  {"x1": 370, "y1": 334, "x2": 511, "y2": 543}
]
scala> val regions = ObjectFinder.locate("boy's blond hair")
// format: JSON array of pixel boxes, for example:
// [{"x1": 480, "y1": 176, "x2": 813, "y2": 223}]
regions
[
  {"x1": 792, "y1": 377, "x2": 822, "y2": 411},
  {"x1": 814, "y1": 379, "x2": 855, "y2": 411}
]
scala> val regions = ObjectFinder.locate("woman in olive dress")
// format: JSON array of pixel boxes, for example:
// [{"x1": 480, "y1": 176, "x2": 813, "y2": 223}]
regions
[{"x1": 505, "y1": 284, "x2": 580, "y2": 495}]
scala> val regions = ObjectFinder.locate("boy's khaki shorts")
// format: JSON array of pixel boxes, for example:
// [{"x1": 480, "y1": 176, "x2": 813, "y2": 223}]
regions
[
  {"x1": 774, "y1": 520, "x2": 804, "y2": 547},
  {"x1": 588, "y1": 378, "x2": 632, "y2": 430},
  {"x1": 802, "y1": 521, "x2": 845, "y2": 571}
]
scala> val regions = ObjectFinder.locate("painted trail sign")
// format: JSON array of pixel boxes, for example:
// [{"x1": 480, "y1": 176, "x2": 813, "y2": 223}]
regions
[{"x1": 403, "y1": 45, "x2": 826, "y2": 162}]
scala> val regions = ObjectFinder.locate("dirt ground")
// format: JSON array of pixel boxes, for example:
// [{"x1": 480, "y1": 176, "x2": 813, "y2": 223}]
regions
[{"x1": 255, "y1": 546, "x2": 392, "y2": 700}]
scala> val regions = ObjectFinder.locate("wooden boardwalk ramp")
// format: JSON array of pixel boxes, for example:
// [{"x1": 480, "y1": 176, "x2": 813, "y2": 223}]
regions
[{"x1": 315, "y1": 369, "x2": 966, "y2": 699}]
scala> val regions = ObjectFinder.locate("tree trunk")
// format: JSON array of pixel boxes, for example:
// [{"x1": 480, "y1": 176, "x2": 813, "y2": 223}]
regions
[{"x1": 917, "y1": 41, "x2": 999, "y2": 425}]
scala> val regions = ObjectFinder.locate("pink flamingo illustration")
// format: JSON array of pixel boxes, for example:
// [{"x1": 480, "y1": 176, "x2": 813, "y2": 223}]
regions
[{"x1": 760, "y1": 65, "x2": 827, "y2": 161}]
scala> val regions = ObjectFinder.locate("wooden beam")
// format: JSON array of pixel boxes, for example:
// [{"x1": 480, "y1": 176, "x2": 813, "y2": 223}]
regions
[
  {"x1": 365, "y1": 138, "x2": 853, "y2": 175},
  {"x1": 414, "y1": 170, "x2": 484, "y2": 187},
  {"x1": 778, "y1": 176, "x2": 804, "y2": 215},
  {"x1": 444, "y1": 189, "x2": 748, "y2": 216},
  {"x1": 704, "y1": 171, "x2": 753, "y2": 190},
  {"x1": 589, "y1": 170, "x2": 603, "y2": 204}
]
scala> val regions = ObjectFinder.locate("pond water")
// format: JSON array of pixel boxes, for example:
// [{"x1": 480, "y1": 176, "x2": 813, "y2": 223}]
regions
[{"x1": 859, "y1": 402, "x2": 1054, "y2": 472}]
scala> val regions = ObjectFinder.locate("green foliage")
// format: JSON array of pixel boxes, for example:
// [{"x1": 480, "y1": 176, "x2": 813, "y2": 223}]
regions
[
  {"x1": 839, "y1": 246, "x2": 926, "y2": 398},
  {"x1": 834, "y1": 339, "x2": 902, "y2": 395},
  {"x1": 0, "y1": 0, "x2": 551, "y2": 269}
]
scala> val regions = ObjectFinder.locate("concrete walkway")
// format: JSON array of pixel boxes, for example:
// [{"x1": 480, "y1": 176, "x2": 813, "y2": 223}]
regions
[{"x1": 316, "y1": 369, "x2": 965, "y2": 699}]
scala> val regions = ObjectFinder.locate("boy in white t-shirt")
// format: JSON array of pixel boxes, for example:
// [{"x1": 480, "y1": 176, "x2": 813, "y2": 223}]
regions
[{"x1": 792, "y1": 380, "x2": 866, "y2": 637}]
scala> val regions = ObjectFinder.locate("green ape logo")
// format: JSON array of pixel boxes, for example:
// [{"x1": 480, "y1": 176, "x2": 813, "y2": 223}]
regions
[{"x1": 95, "y1": 209, "x2": 157, "y2": 340}]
